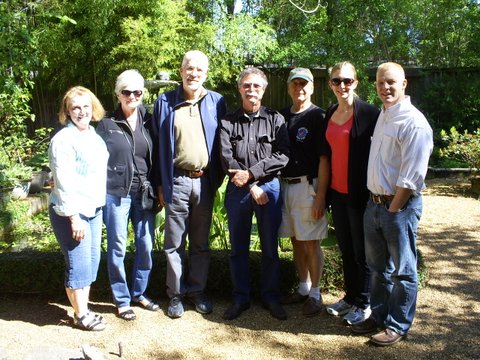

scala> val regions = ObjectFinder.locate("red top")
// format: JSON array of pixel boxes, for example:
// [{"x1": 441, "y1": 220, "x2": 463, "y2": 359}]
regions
[{"x1": 326, "y1": 115, "x2": 354, "y2": 194}]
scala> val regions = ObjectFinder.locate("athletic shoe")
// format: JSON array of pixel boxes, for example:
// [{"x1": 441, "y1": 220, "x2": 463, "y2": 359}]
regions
[
  {"x1": 343, "y1": 305, "x2": 372, "y2": 325},
  {"x1": 326, "y1": 299, "x2": 352, "y2": 316}
]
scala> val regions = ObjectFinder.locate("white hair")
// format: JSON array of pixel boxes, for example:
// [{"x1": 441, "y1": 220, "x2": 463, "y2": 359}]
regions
[
  {"x1": 115, "y1": 69, "x2": 145, "y2": 95},
  {"x1": 181, "y1": 50, "x2": 209, "y2": 70}
]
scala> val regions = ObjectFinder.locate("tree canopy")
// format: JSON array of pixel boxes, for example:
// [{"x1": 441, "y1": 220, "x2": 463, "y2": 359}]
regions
[{"x1": 1, "y1": 0, "x2": 479, "y2": 127}]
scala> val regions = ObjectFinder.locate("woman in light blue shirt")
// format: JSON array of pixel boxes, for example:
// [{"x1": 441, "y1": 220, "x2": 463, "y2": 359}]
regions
[{"x1": 49, "y1": 86, "x2": 109, "y2": 331}]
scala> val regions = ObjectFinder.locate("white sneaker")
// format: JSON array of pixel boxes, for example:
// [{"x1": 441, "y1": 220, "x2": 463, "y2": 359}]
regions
[
  {"x1": 343, "y1": 306, "x2": 372, "y2": 325},
  {"x1": 326, "y1": 299, "x2": 352, "y2": 316}
]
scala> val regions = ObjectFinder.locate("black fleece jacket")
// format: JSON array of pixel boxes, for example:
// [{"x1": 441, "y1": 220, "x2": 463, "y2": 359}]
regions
[{"x1": 96, "y1": 105, "x2": 154, "y2": 197}]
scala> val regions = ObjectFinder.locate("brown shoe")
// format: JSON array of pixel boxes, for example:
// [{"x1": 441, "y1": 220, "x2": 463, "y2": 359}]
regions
[
  {"x1": 351, "y1": 316, "x2": 379, "y2": 334},
  {"x1": 302, "y1": 297, "x2": 322, "y2": 317},
  {"x1": 280, "y1": 292, "x2": 308, "y2": 305},
  {"x1": 370, "y1": 328, "x2": 405, "y2": 346}
]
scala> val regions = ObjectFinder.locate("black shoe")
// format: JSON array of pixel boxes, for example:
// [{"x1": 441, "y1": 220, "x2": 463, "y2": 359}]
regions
[
  {"x1": 351, "y1": 316, "x2": 379, "y2": 334},
  {"x1": 167, "y1": 296, "x2": 184, "y2": 319},
  {"x1": 263, "y1": 302, "x2": 287, "y2": 320},
  {"x1": 281, "y1": 292, "x2": 308, "y2": 305},
  {"x1": 302, "y1": 296, "x2": 322, "y2": 317},
  {"x1": 222, "y1": 302, "x2": 250, "y2": 320},
  {"x1": 185, "y1": 292, "x2": 213, "y2": 314}
]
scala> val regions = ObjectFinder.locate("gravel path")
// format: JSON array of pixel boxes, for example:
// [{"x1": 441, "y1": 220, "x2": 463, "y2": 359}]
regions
[{"x1": 0, "y1": 178, "x2": 479, "y2": 360}]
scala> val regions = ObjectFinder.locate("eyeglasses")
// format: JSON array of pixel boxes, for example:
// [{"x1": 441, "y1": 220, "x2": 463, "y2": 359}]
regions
[
  {"x1": 121, "y1": 89, "x2": 143, "y2": 97},
  {"x1": 330, "y1": 78, "x2": 355, "y2": 86},
  {"x1": 241, "y1": 82, "x2": 263, "y2": 90}
]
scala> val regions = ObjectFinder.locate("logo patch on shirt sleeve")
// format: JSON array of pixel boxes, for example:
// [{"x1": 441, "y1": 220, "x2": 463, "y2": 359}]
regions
[{"x1": 296, "y1": 127, "x2": 309, "y2": 142}]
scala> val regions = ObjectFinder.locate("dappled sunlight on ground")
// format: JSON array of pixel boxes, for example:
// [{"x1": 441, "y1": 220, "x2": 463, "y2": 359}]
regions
[{"x1": 0, "y1": 179, "x2": 479, "y2": 359}]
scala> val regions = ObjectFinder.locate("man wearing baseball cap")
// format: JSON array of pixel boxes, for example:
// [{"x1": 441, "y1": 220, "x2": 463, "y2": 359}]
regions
[{"x1": 279, "y1": 68, "x2": 329, "y2": 317}]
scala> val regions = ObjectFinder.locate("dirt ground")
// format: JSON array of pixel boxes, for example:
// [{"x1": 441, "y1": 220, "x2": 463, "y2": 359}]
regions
[{"x1": 0, "y1": 178, "x2": 479, "y2": 360}]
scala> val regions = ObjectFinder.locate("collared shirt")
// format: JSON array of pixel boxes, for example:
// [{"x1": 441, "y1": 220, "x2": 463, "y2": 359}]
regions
[
  {"x1": 49, "y1": 122, "x2": 109, "y2": 217},
  {"x1": 280, "y1": 104, "x2": 326, "y2": 178},
  {"x1": 220, "y1": 106, "x2": 290, "y2": 183},
  {"x1": 173, "y1": 88, "x2": 209, "y2": 171},
  {"x1": 367, "y1": 96, "x2": 433, "y2": 195},
  {"x1": 152, "y1": 86, "x2": 226, "y2": 204}
]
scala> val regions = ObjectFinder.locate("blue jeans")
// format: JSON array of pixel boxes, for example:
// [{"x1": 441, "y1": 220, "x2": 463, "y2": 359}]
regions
[
  {"x1": 225, "y1": 178, "x2": 282, "y2": 304},
  {"x1": 330, "y1": 189, "x2": 370, "y2": 309},
  {"x1": 164, "y1": 172, "x2": 214, "y2": 298},
  {"x1": 364, "y1": 195, "x2": 422, "y2": 335},
  {"x1": 104, "y1": 192, "x2": 155, "y2": 308},
  {"x1": 49, "y1": 204, "x2": 103, "y2": 289}
]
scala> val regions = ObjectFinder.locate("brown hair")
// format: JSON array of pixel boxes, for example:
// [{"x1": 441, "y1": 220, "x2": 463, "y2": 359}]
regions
[{"x1": 58, "y1": 86, "x2": 105, "y2": 125}]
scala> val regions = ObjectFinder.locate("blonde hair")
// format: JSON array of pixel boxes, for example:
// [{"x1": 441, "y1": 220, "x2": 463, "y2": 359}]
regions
[
  {"x1": 58, "y1": 86, "x2": 105, "y2": 125},
  {"x1": 377, "y1": 62, "x2": 405, "y2": 79},
  {"x1": 328, "y1": 61, "x2": 358, "y2": 80}
]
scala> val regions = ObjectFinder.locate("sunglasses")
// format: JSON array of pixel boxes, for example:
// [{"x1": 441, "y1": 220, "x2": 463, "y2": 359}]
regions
[
  {"x1": 331, "y1": 78, "x2": 355, "y2": 86},
  {"x1": 121, "y1": 89, "x2": 143, "y2": 97}
]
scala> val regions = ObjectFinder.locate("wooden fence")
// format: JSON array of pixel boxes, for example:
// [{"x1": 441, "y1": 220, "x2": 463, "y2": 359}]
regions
[{"x1": 28, "y1": 67, "x2": 480, "y2": 134}]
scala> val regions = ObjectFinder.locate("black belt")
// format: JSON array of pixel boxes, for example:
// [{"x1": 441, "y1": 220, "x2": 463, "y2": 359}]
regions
[
  {"x1": 370, "y1": 193, "x2": 395, "y2": 205},
  {"x1": 280, "y1": 176, "x2": 313, "y2": 185},
  {"x1": 176, "y1": 168, "x2": 204, "y2": 178}
]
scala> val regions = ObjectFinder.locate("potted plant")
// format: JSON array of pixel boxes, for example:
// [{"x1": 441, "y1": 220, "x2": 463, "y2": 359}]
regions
[
  {"x1": 0, "y1": 127, "x2": 51, "y2": 199},
  {"x1": 0, "y1": 162, "x2": 34, "y2": 200}
]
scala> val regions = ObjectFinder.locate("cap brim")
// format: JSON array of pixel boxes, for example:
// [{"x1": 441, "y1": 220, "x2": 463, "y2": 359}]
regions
[{"x1": 288, "y1": 74, "x2": 313, "y2": 83}]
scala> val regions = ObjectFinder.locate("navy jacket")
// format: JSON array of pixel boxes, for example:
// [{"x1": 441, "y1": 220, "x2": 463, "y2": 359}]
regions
[{"x1": 151, "y1": 86, "x2": 227, "y2": 203}]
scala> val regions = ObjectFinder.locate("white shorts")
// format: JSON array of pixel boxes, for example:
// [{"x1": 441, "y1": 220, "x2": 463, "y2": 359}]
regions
[{"x1": 278, "y1": 176, "x2": 328, "y2": 241}]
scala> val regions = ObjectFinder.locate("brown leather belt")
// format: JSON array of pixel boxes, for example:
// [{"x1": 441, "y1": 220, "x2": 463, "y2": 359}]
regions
[
  {"x1": 176, "y1": 169, "x2": 204, "y2": 178},
  {"x1": 371, "y1": 193, "x2": 395, "y2": 205}
]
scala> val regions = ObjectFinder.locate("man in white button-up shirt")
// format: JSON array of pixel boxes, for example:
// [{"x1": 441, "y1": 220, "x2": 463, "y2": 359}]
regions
[{"x1": 351, "y1": 62, "x2": 433, "y2": 346}]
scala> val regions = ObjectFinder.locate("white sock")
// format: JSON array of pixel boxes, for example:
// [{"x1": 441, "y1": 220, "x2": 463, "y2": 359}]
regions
[
  {"x1": 298, "y1": 281, "x2": 311, "y2": 296},
  {"x1": 309, "y1": 286, "x2": 320, "y2": 300}
]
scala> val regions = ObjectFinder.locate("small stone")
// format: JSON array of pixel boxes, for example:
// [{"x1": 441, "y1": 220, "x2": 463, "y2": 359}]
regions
[{"x1": 81, "y1": 344, "x2": 105, "y2": 360}]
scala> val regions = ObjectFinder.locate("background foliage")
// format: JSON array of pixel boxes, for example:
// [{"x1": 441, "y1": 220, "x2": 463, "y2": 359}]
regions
[
  {"x1": 0, "y1": 0, "x2": 453, "y2": 295},
  {"x1": 2, "y1": 0, "x2": 479, "y2": 128}
]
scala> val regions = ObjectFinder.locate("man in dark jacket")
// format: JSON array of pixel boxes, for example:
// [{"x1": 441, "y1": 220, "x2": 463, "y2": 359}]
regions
[
  {"x1": 220, "y1": 67, "x2": 290, "y2": 321},
  {"x1": 151, "y1": 50, "x2": 226, "y2": 319}
]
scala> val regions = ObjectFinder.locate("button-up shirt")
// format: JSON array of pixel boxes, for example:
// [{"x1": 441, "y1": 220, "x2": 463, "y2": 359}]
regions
[
  {"x1": 49, "y1": 122, "x2": 109, "y2": 217},
  {"x1": 367, "y1": 96, "x2": 433, "y2": 196},
  {"x1": 220, "y1": 106, "x2": 290, "y2": 184}
]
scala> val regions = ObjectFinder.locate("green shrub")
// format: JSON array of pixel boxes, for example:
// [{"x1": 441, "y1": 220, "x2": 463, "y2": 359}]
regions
[
  {"x1": 0, "y1": 195, "x2": 55, "y2": 252},
  {"x1": 440, "y1": 127, "x2": 480, "y2": 170}
]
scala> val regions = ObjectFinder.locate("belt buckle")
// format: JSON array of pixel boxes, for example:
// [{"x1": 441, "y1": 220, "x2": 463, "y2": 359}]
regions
[
  {"x1": 282, "y1": 177, "x2": 302, "y2": 184},
  {"x1": 188, "y1": 169, "x2": 203, "y2": 178},
  {"x1": 371, "y1": 194, "x2": 382, "y2": 205}
]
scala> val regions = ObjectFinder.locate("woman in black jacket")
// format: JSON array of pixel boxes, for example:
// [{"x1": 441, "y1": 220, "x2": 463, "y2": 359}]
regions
[
  {"x1": 317, "y1": 62, "x2": 380, "y2": 325},
  {"x1": 97, "y1": 69, "x2": 158, "y2": 320}
]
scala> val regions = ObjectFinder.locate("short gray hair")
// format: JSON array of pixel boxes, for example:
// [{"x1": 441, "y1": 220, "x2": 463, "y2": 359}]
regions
[
  {"x1": 237, "y1": 67, "x2": 268, "y2": 89},
  {"x1": 115, "y1": 69, "x2": 145, "y2": 95},
  {"x1": 181, "y1": 50, "x2": 209, "y2": 70}
]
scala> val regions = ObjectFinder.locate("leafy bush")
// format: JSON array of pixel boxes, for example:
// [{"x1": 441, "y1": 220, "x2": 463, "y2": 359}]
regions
[
  {"x1": 0, "y1": 194, "x2": 55, "y2": 252},
  {"x1": 440, "y1": 127, "x2": 480, "y2": 170}
]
